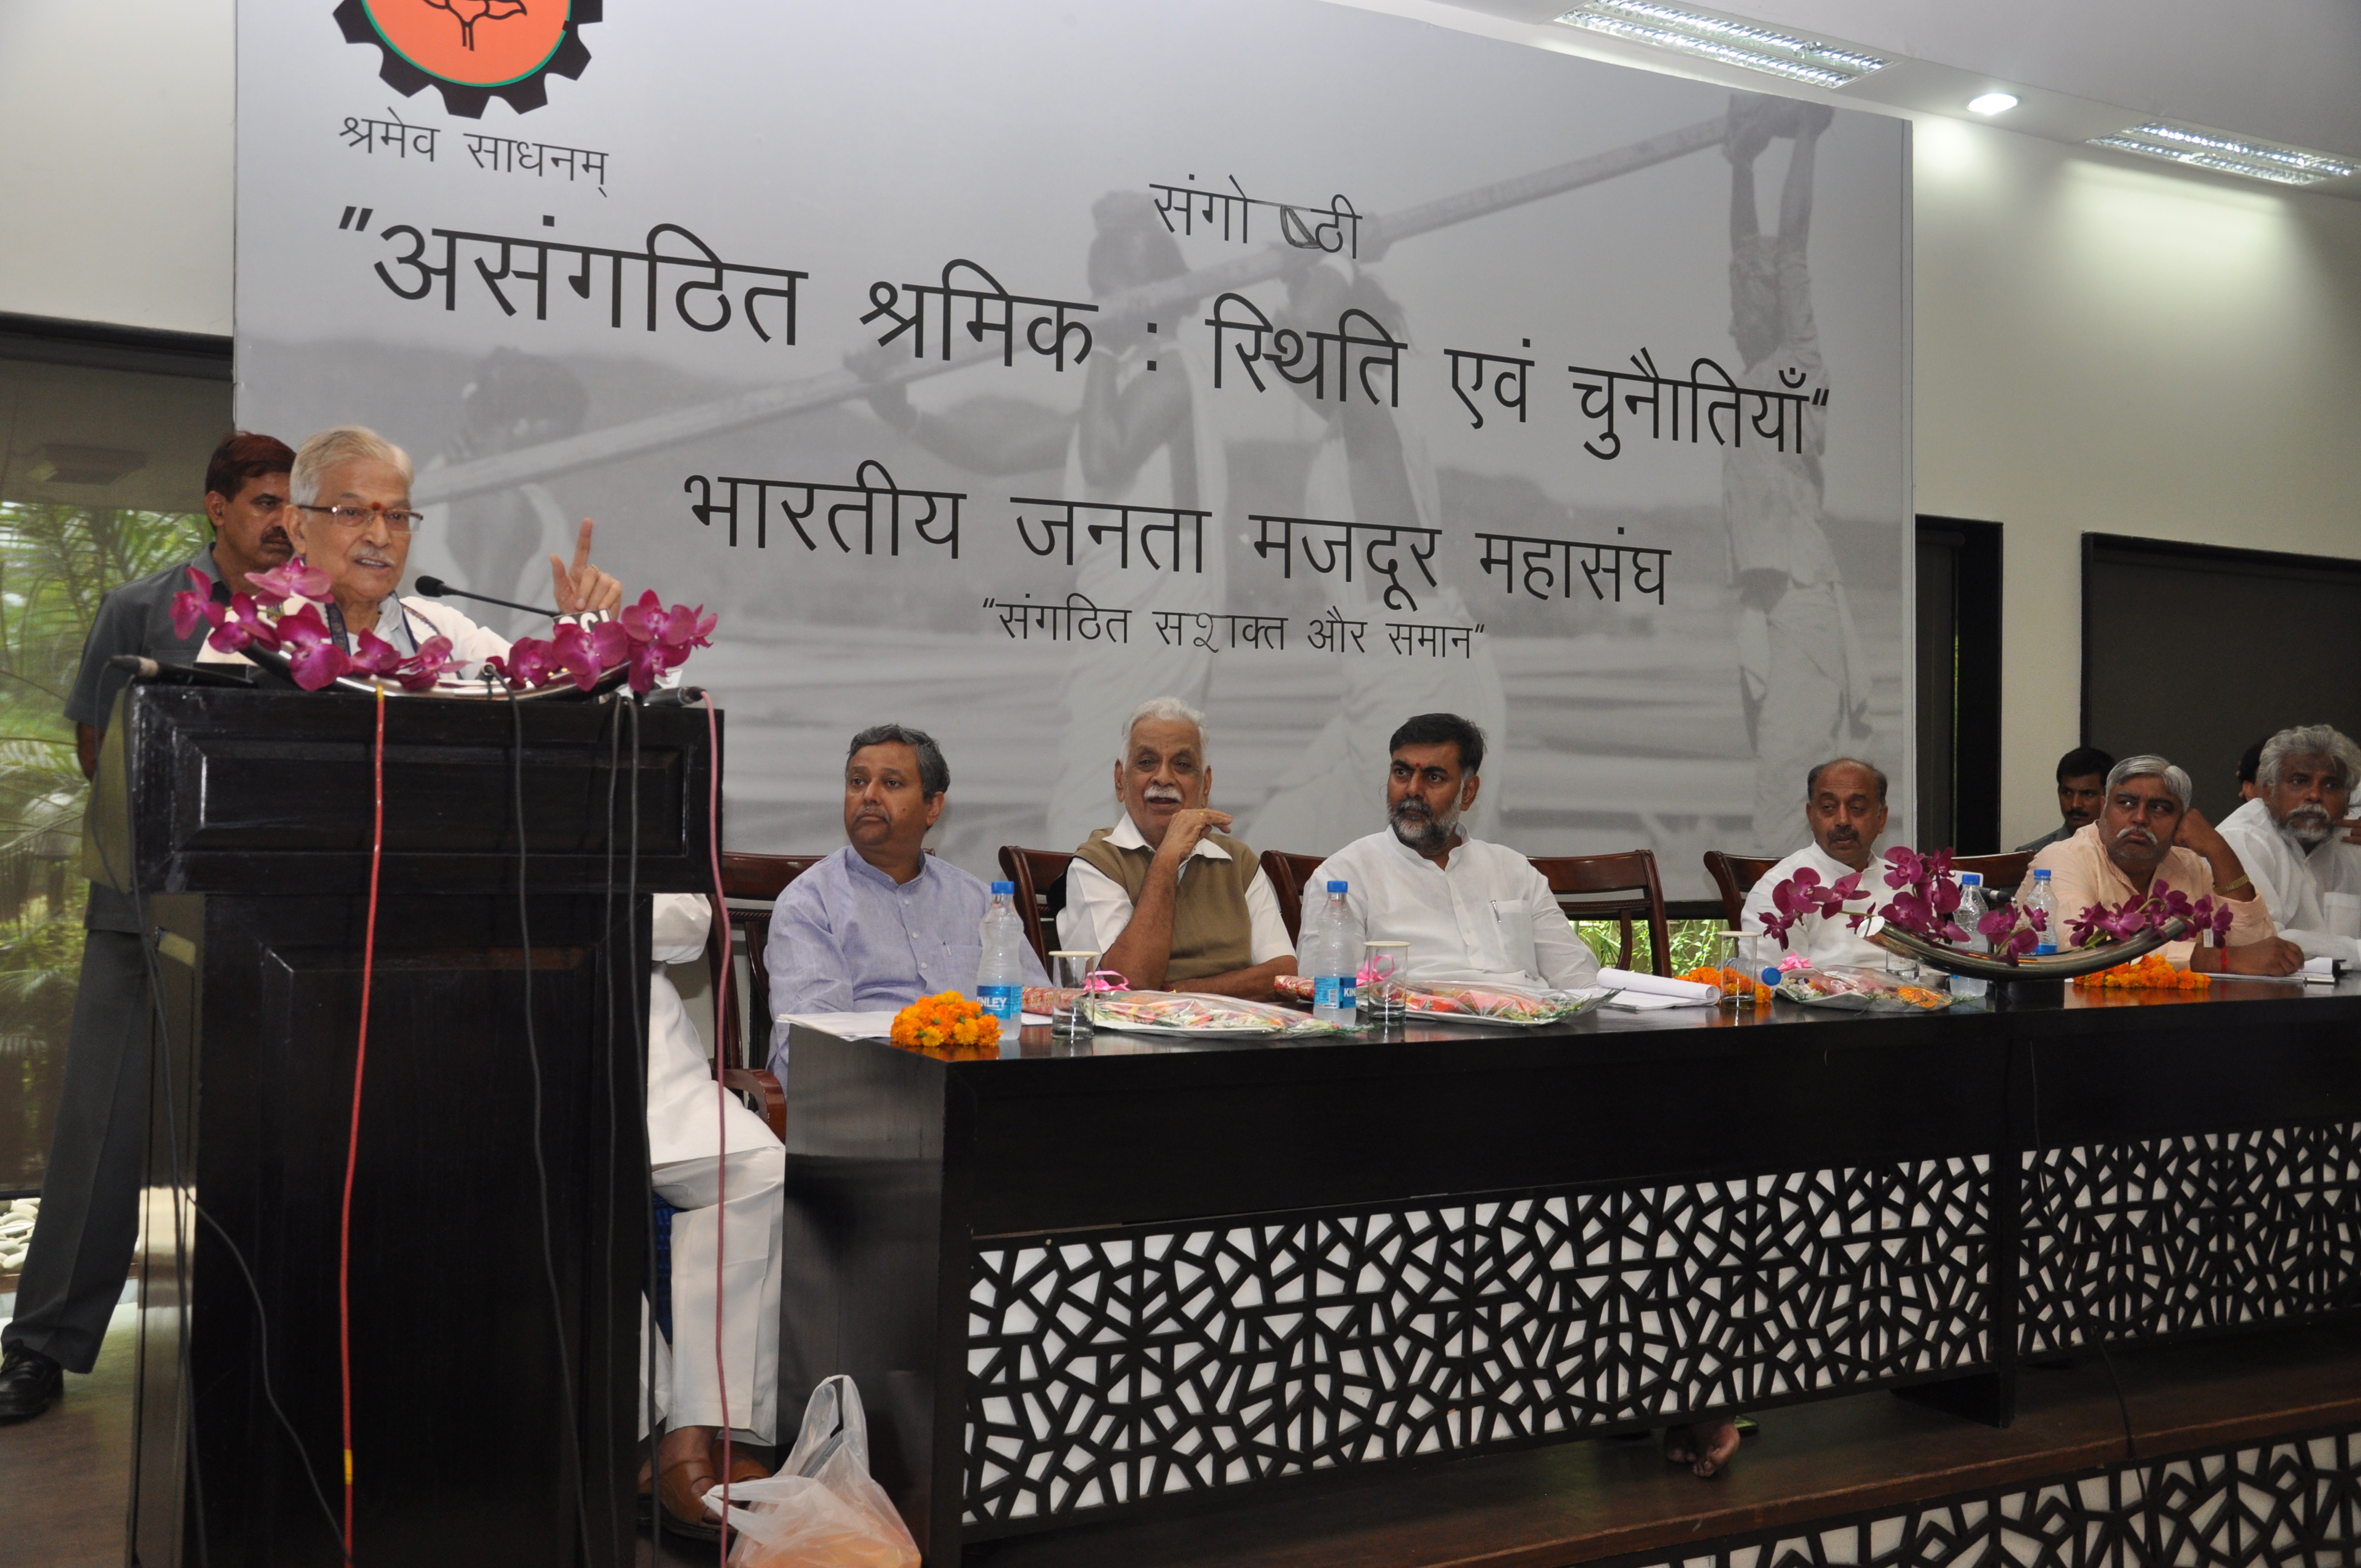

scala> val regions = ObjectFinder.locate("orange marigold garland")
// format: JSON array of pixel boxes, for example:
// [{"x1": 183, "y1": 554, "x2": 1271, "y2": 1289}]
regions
[
  {"x1": 889, "y1": 990, "x2": 1003, "y2": 1059},
  {"x1": 1680, "y1": 965, "x2": 1775, "y2": 1007},
  {"x1": 2072, "y1": 953, "x2": 2209, "y2": 990}
]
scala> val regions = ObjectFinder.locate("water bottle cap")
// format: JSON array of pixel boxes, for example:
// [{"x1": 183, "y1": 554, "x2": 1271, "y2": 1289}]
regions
[
  {"x1": 1958, "y1": 872, "x2": 1982, "y2": 886},
  {"x1": 2032, "y1": 868, "x2": 2051, "y2": 880},
  {"x1": 1759, "y1": 967, "x2": 1782, "y2": 986},
  {"x1": 991, "y1": 880, "x2": 1014, "y2": 895},
  {"x1": 1327, "y1": 880, "x2": 1348, "y2": 894}
]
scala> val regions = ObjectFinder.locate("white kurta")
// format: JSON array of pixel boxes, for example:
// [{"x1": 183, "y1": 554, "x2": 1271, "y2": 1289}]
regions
[
  {"x1": 1737, "y1": 841, "x2": 1891, "y2": 972},
  {"x1": 2218, "y1": 798, "x2": 2361, "y2": 963},
  {"x1": 643, "y1": 892, "x2": 785, "y2": 1442},
  {"x1": 1307, "y1": 829, "x2": 1600, "y2": 991}
]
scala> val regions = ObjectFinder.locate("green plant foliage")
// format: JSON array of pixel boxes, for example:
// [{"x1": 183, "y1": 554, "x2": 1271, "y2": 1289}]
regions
[
  {"x1": 0, "y1": 504, "x2": 208, "y2": 1184},
  {"x1": 1572, "y1": 917, "x2": 1726, "y2": 977}
]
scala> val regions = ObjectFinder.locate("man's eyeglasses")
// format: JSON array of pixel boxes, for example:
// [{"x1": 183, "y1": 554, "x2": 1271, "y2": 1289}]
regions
[{"x1": 295, "y1": 502, "x2": 426, "y2": 533}]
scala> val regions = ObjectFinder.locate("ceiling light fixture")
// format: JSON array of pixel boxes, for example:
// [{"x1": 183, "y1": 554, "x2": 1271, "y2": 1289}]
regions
[
  {"x1": 1555, "y1": 1, "x2": 1886, "y2": 89},
  {"x1": 1967, "y1": 92, "x2": 2018, "y2": 116},
  {"x1": 2089, "y1": 122, "x2": 2359, "y2": 187}
]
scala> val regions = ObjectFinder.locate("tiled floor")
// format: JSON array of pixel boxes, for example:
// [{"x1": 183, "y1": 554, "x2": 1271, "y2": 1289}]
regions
[{"x1": 0, "y1": 1297, "x2": 715, "y2": 1567}]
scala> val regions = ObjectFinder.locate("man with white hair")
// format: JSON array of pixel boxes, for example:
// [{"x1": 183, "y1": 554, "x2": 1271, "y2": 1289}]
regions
[
  {"x1": 1058, "y1": 698, "x2": 1294, "y2": 998},
  {"x1": 2027, "y1": 754, "x2": 2298, "y2": 973},
  {"x1": 2217, "y1": 725, "x2": 2361, "y2": 963},
  {"x1": 277, "y1": 424, "x2": 621, "y2": 663}
]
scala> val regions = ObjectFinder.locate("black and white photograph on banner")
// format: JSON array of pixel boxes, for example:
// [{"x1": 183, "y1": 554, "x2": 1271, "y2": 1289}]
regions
[{"x1": 236, "y1": 0, "x2": 1914, "y2": 888}]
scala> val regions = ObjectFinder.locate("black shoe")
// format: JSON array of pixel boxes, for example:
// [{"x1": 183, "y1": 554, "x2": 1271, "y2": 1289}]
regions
[{"x1": 0, "y1": 1346, "x2": 64, "y2": 1424}]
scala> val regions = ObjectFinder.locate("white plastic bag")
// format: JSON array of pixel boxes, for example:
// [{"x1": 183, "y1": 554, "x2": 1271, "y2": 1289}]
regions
[{"x1": 708, "y1": 1375, "x2": 920, "y2": 1568}]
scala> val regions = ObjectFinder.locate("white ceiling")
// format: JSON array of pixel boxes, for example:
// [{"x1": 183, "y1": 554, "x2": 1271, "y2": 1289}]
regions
[{"x1": 1419, "y1": 0, "x2": 2361, "y2": 196}]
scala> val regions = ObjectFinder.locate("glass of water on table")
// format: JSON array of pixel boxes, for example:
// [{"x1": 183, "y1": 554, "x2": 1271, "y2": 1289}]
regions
[
  {"x1": 1048, "y1": 951, "x2": 1098, "y2": 1041},
  {"x1": 1362, "y1": 941, "x2": 1408, "y2": 1025}
]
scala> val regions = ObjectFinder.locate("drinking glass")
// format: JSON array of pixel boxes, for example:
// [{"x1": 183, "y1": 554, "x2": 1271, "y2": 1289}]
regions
[
  {"x1": 1362, "y1": 941, "x2": 1408, "y2": 1025},
  {"x1": 1048, "y1": 950, "x2": 1099, "y2": 1041},
  {"x1": 1710, "y1": 930, "x2": 1747, "y2": 1006}
]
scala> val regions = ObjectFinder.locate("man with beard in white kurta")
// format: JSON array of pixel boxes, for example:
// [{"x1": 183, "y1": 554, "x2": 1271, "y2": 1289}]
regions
[
  {"x1": 2217, "y1": 725, "x2": 2361, "y2": 963},
  {"x1": 1244, "y1": 265, "x2": 1508, "y2": 857},
  {"x1": 1738, "y1": 757, "x2": 1894, "y2": 971},
  {"x1": 642, "y1": 894, "x2": 787, "y2": 1539}
]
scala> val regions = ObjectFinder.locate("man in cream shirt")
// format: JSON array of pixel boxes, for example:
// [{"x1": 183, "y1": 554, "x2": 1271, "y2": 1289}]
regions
[
  {"x1": 1738, "y1": 757, "x2": 1894, "y2": 970},
  {"x1": 2217, "y1": 725, "x2": 2361, "y2": 964},
  {"x1": 1309, "y1": 713, "x2": 1598, "y2": 992}
]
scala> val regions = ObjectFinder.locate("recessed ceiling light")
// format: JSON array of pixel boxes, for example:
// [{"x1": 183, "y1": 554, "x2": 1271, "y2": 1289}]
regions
[
  {"x1": 1555, "y1": 1, "x2": 1886, "y2": 89},
  {"x1": 1967, "y1": 92, "x2": 2018, "y2": 116},
  {"x1": 2090, "y1": 121, "x2": 2360, "y2": 187}
]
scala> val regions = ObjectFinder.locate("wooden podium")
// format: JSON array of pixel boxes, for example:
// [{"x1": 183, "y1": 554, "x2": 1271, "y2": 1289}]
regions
[{"x1": 93, "y1": 684, "x2": 715, "y2": 1568}]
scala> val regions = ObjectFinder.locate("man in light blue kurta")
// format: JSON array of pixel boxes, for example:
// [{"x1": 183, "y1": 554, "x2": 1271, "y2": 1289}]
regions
[{"x1": 765, "y1": 723, "x2": 1046, "y2": 1071}]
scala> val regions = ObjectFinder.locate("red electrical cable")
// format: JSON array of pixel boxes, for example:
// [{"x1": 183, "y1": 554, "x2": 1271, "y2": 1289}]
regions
[
  {"x1": 338, "y1": 683, "x2": 387, "y2": 1558},
  {"x1": 703, "y1": 692, "x2": 732, "y2": 1562}
]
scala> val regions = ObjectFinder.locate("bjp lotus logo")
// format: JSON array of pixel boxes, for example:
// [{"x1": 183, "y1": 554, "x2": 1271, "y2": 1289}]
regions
[{"x1": 335, "y1": 0, "x2": 600, "y2": 116}]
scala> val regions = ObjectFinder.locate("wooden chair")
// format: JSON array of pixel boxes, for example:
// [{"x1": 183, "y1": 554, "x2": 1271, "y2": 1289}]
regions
[
  {"x1": 1258, "y1": 851, "x2": 1328, "y2": 944},
  {"x1": 700, "y1": 851, "x2": 824, "y2": 1139},
  {"x1": 1955, "y1": 851, "x2": 2033, "y2": 897},
  {"x1": 998, "y1": 848, "x2": 1074, "y2": 972},
  {"x1": 1528, "y1": 851, "x2": 1675, "y2": 977},
  {"x1": 1703, "y1": 851, "x2": 1781, "y2": 930}
]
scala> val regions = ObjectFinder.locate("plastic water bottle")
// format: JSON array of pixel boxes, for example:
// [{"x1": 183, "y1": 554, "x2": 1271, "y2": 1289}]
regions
[
  {"x1": 1951, "y1": 872, "x2": 1990, "y2": 999},
  {"x1": 977, "y1": 880, "x2": 1029, "y2": 1029},
  {"x1": 1295, "y1": 882, "x2": 1330, "y2": 975},
  {"x1": 1309, "y1": 881, "x2": 1364, "y2": 1026},
  {"x1": 2021, "y1": 868, "x2": 2059, "y2": 956}
]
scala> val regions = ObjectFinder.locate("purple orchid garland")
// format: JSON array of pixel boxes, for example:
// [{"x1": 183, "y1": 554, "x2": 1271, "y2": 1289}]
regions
[{"x1": 170, "y1": 567, "x2": 714, "y2": 695}]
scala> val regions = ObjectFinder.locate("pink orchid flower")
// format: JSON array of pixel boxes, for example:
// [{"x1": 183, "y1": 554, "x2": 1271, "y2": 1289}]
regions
[{"x1": 246, "y1": 557, "x2": 333, "y2": 603}]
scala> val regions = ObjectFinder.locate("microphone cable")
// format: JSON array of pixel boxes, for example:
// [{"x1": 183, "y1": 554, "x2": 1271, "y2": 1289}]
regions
[
  {"x1": 702, "y1": 689, "x2": 736, "y2": 1562},
  {"x1": 507, "y1": 679, "x2": 598, "y2": 1558},
  {"x1": 335, "y1": 682, "x2": 385, "y2": 1554}
]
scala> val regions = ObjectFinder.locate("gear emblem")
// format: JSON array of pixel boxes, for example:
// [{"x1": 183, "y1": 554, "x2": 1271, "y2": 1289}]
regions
[{"x1": 335, "y1": 0, "x2": 601, "y2": 118}]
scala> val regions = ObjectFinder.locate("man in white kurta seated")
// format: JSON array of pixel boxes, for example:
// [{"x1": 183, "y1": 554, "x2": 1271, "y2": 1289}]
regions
[
  {"x1": 1738, "y1": 758, "x2": 1894, "y2": 970},
  {"x1": 2029, "y1": 755, "x2": 2297, "y2": 974},
  {"x1": 2217, "y1": 725, "x2": 2361, "y2": 963},
  {"x1": 1059, "y1": 698, "x2": 1295, "y2": 999},
  {"x1": 644, "y1": 894, "x2": 786, "y2": 1534},
  {"x1": 275, "y1": 425, "x2": 624, "y2": 664},
  {"x1": 1309, "y1": 713, "x2": 1598, "y2": 993}
]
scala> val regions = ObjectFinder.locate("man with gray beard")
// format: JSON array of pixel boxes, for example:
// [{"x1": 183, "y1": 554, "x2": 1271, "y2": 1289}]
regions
[
  {"x1": 1307, "y1": 713, "x2": 1598, "y2": 994},
  {"x1": 2217, "y1": 725, "x2": 2361, "y2": 963}
]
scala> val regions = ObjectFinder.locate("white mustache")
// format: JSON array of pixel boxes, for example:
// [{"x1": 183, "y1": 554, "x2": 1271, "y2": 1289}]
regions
[
  {"x1": 1143, "y1": 788, "x2": 1184, "y2": 804},
  {"x1": 2115, "y1": 825, "x2": 2158, "y2": 846}
]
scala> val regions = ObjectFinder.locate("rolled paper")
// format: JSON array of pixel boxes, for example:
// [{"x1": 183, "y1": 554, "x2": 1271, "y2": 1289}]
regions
[{"x1": 1595, "y1": 967, "x2": 1719, "y2": 1004}]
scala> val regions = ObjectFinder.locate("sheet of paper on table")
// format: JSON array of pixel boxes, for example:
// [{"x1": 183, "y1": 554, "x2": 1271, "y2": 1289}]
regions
[
  {"x1": 780, "y1": 1011, "x2": 899, "y2": 1040},
  {"x1": 1600, "y1": 990, "x2": 1709, "y2": 1011}
]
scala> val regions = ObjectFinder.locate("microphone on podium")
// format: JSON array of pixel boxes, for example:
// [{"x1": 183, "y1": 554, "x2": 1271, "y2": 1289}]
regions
[
  {"x1": 109, "y1": 655, "x2": 253, "y2": 689},
  {"x1": 412, "y1": 575, "x2": 561, "y2": 619}
]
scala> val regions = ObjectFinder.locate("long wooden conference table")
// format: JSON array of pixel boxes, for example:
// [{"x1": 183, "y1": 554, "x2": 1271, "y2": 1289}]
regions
[{"x1": 780, "y1": 976, "x2": 2361, "y2": 1566}]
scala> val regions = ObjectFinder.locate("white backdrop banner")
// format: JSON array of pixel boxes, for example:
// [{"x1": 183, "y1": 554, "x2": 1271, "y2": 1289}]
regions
[{"x1": 236, "y1": 0, "x2": 1912, "y2": 897}]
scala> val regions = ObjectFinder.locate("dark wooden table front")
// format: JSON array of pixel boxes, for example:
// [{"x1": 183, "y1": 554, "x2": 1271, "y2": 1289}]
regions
[{"x1": 780, "y1": 976, "x2": 2361, "y2": 1562}]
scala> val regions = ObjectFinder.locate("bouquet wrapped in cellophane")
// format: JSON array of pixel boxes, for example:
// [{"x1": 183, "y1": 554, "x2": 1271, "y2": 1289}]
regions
[
  {"x1": 1272, "y1": 974, "x2": 1608, "y2": 1026},
  {"x1": 1083, "y1": 991, "x2": 1349, "y2": 1037},
  {"x1": 1773, "y1": 965, "x2": 1951, "y2": 1013}
]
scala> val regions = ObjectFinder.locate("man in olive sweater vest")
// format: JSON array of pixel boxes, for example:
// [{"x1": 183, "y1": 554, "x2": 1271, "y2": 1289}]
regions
[{"x1": 1058, "y1": 698, "x2": 1296, "y2": 999}]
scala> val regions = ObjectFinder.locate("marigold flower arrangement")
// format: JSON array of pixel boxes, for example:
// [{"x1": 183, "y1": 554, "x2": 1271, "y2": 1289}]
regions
[
  {"x1": 889, "y1": 991, "x2": 1002, "y2": 1059},
  {"x1": 2073, "y1": 952, "x2": 2209, "y2": 990},
  {"x1": 1680, "y1": 965, "x2": 1774, "y2": 1006}
]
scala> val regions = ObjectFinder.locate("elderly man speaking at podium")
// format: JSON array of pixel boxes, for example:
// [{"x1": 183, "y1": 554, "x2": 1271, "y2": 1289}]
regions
[
  {"x1": 275, "y1": 424, "x2": 624, "y2": 660},
  {"x1": 276, "y1": 424, "x2": 784, "y2": 1531}
]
